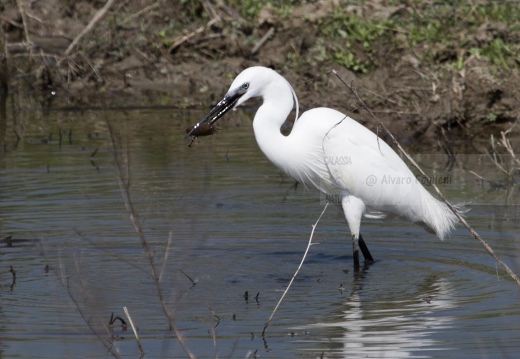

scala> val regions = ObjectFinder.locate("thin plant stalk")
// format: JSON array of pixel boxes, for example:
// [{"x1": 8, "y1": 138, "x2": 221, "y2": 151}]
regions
[
  {"x1": 262, "y1": 202, "x2": 329, "y2": 337},
  {"x1": 123, "y1": 306, "x2": 144, "y2": 358},
  {"x1": 106, "y1": 120, "x2": 196, "y2": 359}
]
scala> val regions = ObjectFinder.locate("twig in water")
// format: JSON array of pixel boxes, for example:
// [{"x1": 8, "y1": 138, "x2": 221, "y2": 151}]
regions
[
  {"x1": 178, "y1": 268, "x2": 197, "y2": 286},
  {"x1": 487, "y1": 143, "x2": 511, "y2": 181},
  {"x1": 123, "y1": 306, "x2": 144, "y2": 358},
  {"x1": 109, "y1": 313, "x2": 128, "y2": 331},
  {"x1": 8, "y1": 265, "x2": 16, "y2": 290},
  {"x1": 106, "y1": 120, "x2": 196, "y2": 359},
  {"x1": 209, "y1": 326, "x2": 218, "y2": 358},
  {"x1": 331, "y1": 69, "x2": 520, "y2": 289},
  {"x1": 107, "y1": 120, "x2": 167, "y2": 313},
  {"x1": 9, "y1": 265, "x2": 16, "y2": 279},
  {"x1": 487, "y1": 121, "x2": 520, "y2": 183},
  {"x1": 262, "y1": 203, "x2": 328, "y2": 337},
  {"x1": 469, "y1": 170, "x2": 489, "y2": 183},
  {"x1": 208, "y1": 302, "x2": 221, "y2": 328},
  {"x1": 468, "y1": 170, "x2": 505, "y2": 190},
  {"x1": 158, "y1": 231, "x2": 173, "y2": 283}
]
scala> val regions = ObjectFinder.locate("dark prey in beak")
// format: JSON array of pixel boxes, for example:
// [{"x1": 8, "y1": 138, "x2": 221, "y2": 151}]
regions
[
  {"x1": 185, "y1": 123, "x2": 217, "y2": 137},
  {"x1": 186, "y1": 86, "x2": 246, "y2": 144}
]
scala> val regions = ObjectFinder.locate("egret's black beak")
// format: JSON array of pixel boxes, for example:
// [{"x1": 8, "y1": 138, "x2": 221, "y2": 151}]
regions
[{"x1": 186, "y1": 86, "x2": 247, "y2": 138}]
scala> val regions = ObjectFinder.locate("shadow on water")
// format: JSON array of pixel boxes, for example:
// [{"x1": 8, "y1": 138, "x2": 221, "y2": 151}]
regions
[{"x1": 0, "y1": 92, "x2": 519, "y2": 358}]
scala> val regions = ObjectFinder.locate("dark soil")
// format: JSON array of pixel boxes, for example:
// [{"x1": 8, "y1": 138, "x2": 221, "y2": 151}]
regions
[{"x1": 1, "y1": 0, "x2": 519, "y2": 151}]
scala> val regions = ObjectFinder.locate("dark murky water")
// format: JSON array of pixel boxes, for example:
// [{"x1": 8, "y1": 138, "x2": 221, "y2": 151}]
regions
[{"x1": 1, "y1": 100, "x2": 519, "y2": 358}]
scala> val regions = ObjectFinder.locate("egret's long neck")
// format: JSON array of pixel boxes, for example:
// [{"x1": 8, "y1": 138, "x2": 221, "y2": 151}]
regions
[{"x1": 252, "y1": 79, "x2": 295, "y2": 170}]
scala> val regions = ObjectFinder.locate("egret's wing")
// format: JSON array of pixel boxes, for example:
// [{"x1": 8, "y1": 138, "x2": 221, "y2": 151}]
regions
[{"x1": 321, "y1": 115, "x2": 424, "y2": 217}]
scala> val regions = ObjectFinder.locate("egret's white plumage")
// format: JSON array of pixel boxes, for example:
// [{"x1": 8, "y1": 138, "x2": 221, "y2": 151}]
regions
[{"x1": 192, "y1": 66, "x2": 459, "y2": 267}]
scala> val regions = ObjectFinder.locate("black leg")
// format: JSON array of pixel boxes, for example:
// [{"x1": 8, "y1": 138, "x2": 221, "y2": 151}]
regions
[{"x1": 358, "y1": 234, "x2": 374, "y2": 263}]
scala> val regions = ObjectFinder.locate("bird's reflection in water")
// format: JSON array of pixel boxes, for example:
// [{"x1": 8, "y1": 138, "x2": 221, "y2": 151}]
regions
[{"x1": 296, "y1": 270, "x2": 455, "y2": 358}]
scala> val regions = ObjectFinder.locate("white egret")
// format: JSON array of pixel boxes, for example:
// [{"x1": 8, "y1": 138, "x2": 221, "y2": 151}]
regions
[{"x1": 188, "y1": 66, "x2": 459, "y2": 268}]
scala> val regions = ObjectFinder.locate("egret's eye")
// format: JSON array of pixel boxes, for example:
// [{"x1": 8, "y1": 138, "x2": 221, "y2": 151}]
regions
[{"x1": 242, "y1": 82, "x2": 250, "y2": 90}]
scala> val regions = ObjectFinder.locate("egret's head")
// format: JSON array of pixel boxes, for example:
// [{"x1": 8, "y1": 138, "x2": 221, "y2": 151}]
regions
[
  {"x1": 187, "y1": 67, "x2": 273, "y2": 138},
  {"x1": 227, "y1": 66, "x2": 271, "y2": 106}
]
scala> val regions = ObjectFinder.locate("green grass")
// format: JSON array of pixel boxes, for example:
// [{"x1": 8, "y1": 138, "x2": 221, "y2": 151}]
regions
[
  {"x1": 316, "y1": 8, "x2": 392, "y2": 73},
  {"x1": 400, "y1": 1, "x2": 520, "y2": 70},
  {"x1": 177, "y1": 0, "x2": 520, "y2": 73}
]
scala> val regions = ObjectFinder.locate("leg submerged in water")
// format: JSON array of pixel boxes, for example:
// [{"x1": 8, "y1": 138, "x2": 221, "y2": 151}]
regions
[
  {"x1": 342, "y1": 196, "x2": 374, "y2": 268},
  {"x1": 358, "y1": 234, "x2": 374, "y2": 263},
  {"x1": 352, "y1": 234, "x2": 374, "y2": 269}
]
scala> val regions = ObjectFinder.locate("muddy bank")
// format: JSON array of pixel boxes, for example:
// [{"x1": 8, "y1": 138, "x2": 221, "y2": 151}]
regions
[{"x1": 1, "y1": 0, "x2": 519, "y2": 150}]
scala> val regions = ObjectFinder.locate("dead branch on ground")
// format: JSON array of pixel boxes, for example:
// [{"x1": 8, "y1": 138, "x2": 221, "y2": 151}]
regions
[
  {"x1": 251, "y1": 27, "x2": 275, "y2": 55},
  {"x1": 64, "y1": 0, "x2": 117, "y2": 56},
  {"x1": 16, "y1": 0, "x2": 31, "y2": 44},
  {"x1": 121, "y1": 3, "x2": 160, "y2": 25},
  {"x1": 168, "y1": 16, "x2": 221, "y2": 53}
]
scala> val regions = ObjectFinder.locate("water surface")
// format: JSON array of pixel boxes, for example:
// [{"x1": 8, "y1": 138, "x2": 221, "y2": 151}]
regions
[{"x1": 1, "y1": 101, "x2": 519, "y2": 358}]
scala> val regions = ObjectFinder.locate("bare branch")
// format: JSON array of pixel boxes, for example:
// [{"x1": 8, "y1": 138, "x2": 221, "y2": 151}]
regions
[
  {"x1": 168, "y1": 17, "x2": 221, "y2": 53},
  {"x1": 123, "y1": 307, "x2": 144, "y2": 358},
  {"x1": 251, "y1": 27, "x2": 275, "y2": 55},
  {"x1": 262, "y1": 202, "x2": 329, "y2": 337},
  {"x1": 332, "y1": 69, "x2": 520, "y2": 289},
  {"x1": 121, "y1": 3, "x2": 160, "y2": 25},
  {"x1": 16, "y1": 0, "x2": 32, "y2": 43},
  {"x1": 106, "y1": 120, "x2": 197, "y2": 359}
]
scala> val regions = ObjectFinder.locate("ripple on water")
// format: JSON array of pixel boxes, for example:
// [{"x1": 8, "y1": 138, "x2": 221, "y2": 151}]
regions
[{"x1": 1, "y1": 108, "x2": 519, "y2": 358}]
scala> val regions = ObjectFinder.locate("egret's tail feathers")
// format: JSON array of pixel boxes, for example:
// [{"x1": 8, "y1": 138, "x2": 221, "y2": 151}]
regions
[{"x1": 421, "y1": 192, "x2": 467, "y2": 241}]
